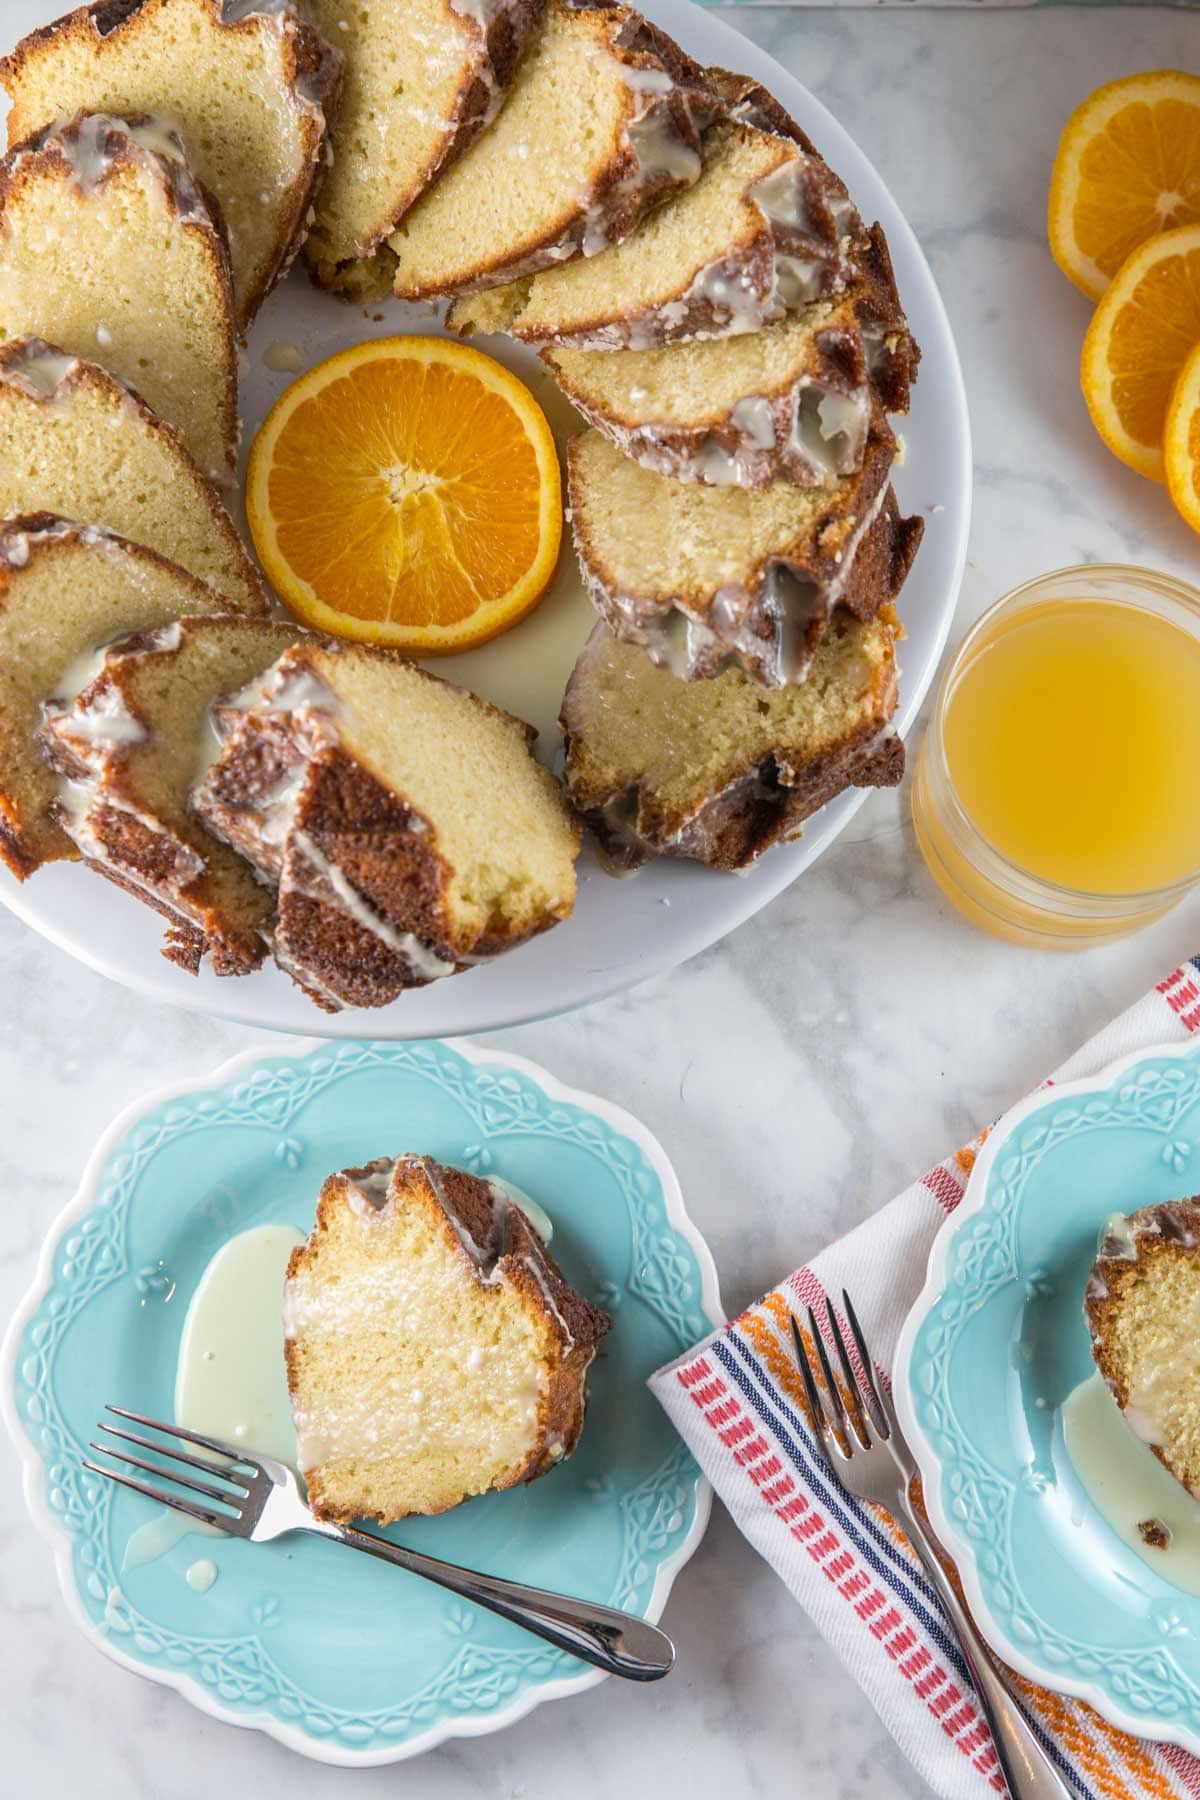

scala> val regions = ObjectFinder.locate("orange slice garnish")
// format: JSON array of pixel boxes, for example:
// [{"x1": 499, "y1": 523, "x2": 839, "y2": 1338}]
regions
[
  {"x1": 1049, "y1": 71, "x2": 1200, "y2": 301},
  {"x1": 1080, "y1": 224, "x2": 1200, "y2": 481},
  {"x1": 246, "y1": 337, "x2": 562, "y2": 653},
  {"x1": 1165, "y1": 339, "x2": 1200, "y2": 533}
]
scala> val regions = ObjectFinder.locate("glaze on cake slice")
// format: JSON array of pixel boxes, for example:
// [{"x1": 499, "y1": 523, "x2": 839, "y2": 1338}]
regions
[
  {"x1": 387, "y1": 1, "x2": 710, "y2": 301},
  {"x1": 1086, "y1": 1200, "x2": 1200, "y2": 1495},
  {"x1": 284, "y1": 1154, "x2": 612, "y2": 1522},
  {"x1": 446, "y1": 116, "x2": 857, "y2": 350},
  {"x1": 1, "y1": 0, "x2": 342, "y2": 329},
  {"x1": 0, "y1": 515, "x2": 241, "y2": 882},
  {"x1": 567, "y1": 426, "x2": 922, "y2": 687},
  {"x1": 0, "y1": 337, "x2": 264, "y2": 613},
  {"x1": 303, "y1": 0, "x2": 545, "y2": 294},
  {"x1": 0, "y1": 112, "x2": 238, "y2": 482},
  {"x1": 561, "y1": 613, "x2": 904, "y2": 871},
  {"x1": 194, "y1": 640, "x2": 581, "y2": 1011},
  {"x1": 39, "y1": 616, "x2": 300, "y2": 975}
]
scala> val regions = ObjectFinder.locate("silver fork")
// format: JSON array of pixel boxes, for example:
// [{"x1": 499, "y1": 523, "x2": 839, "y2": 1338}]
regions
[
  {"x1": 84, "y1": 1405, "x2": 674, "y2": 1682},
  {"x1": 789, "y1": 1299, "x2": 1071, "y2": 1800}
]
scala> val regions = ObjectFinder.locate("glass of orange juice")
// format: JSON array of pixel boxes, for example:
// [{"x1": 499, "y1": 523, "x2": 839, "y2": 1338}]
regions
[{"x1": 911, "y1": 565, "x2": 1200, "y2": 947}]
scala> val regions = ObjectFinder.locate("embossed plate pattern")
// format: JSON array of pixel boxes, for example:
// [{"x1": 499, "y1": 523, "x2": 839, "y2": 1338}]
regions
[
  {"x1": 2, "y1": 1039, "x2": 722, "y2": 1764},
  {"x1": 896, "y1": 1038, "x2": 1200, "y2": 1751}
]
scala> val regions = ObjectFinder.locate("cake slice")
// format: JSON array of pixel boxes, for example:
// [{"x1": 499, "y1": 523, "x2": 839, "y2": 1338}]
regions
[
  {"x1": 446, "y1": 116, "x2": 857, "y2": 349},
  {"x1": 0, "y1": 113, "x2": 238, "y2": 482},
  {"x1": 1, "y1": 0, "x2": 342, "y2": 330},
  {"x1": 1086, "y1": 1200, "x2": 1200, "y2": 1495},
  {"x1": 561, "y1": 612, "x2": 904, "y2": 872},
  {"x1": 39, "y1": 615, "x2": 300, "y2": 975},
  {"x1": 387, "y1": 1, "x2": 709, "y2": 302},
  {"x1": 567, "y1": 427, "x2": 922, "y2": 687},
  {"x1": 303, "y1": 0, "x2": 544, "y2": 295},
  {"x1": 194, "y1": 640, "x2": 581, "y2": 1011},
  {"x1": 0, "y1": 338, "x2": 263, "y2": 613},
  {"x1": 284, "y1": 1154, "x2": 611, "y2": 1522},
  {"x1": 0, "y1": 515, "x2": 248, "y2": 882}
]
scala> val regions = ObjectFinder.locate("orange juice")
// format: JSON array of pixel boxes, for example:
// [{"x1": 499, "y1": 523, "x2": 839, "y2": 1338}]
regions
[{"x1": 912, "y1": 568, "x2": 1200, "y2": 946}]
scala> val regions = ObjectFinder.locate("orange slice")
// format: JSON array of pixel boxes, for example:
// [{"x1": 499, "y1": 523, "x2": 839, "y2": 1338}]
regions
[
  {"x1": 1080, "y1": 224, "x2": 1200, "y2": 481},
  {"x1": 246, "y1": 336, "x2": 562, "y2": 653},
  {"x1": 1049, "y1": 71, "x2": 1200, "y2": 300},
  {"x1": 1165, "y1": 339, "x2": 1200, "y2": 532}
]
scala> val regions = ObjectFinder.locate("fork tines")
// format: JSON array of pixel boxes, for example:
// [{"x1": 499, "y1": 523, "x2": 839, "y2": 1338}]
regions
[
  {"x1": 789, "y1": 1291, "x2": 890, "y2": 1456},
  {"x1": 82, "y1": 1404, "x2": 255, "y2": 1532}
]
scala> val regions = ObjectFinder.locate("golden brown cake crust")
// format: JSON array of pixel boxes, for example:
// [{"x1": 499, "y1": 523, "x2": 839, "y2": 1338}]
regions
[
  {"x1": 568, "y1": 425, "x2": 921, "y2": 688},
  {"x1": 1084, "y1": 1198, "x2": 1200, "y2": 1490},
  {"x1": 285, "y1": 1155, "x2": 612, "y2": 1524},
  {"x1": 1, "y1": 0, "x2": 343, "y2": 328}
]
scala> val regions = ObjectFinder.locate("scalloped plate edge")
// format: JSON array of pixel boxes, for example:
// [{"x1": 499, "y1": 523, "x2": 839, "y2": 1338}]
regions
[
  {"x1": 894, "y1": 1033, "x2": 1200, "y2": 1751},
  {"x1": 0, "y1": 1036, "x2": 724, "y2": 1766}
]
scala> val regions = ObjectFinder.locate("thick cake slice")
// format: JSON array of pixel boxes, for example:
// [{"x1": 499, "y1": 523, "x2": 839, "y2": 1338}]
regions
[
  {"x1": 561, "y1": 613, "x2": 904, "y2": 871},
  {"x1": 285, "y1": 1154, "x2": 611, "y2": 1523},
  {"x1": 39, "y1": 616, "x2": 300, "y2": 975},
  {"x1": 1086, "y1": 1200, "x2": 1200, "y2": 1494},
  {"x1": 0, "y1": 112, "x2": 238, "y2": 482},
  {"x1": 1, "y1": 0, "x2": 342, "y2": 329},
  {"x1": 304, "y1": 0, "x2": 544, "y2": 294},
  {"x1": 387, "y1": 1, "x2": 709, "y2": 301},
  {"x1": 0, "y1": 338, "x2": 263, "y2": 613},
  {"x1": 194, "y1": 640, "x2": 581, "y2": 1011},
  {"x1": 567, "y1": 427, "x2": 922, "y2": 687},
  {"x1": 446, "y1": 117, "x2": 857, "y2": 349},
  {"x1": 0, "y1": 515, "x2": 235, "y2": 881}
]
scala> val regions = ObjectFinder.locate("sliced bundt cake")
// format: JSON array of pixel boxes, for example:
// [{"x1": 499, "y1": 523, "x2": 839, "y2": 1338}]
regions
[
  {"x1": 446, "y1": 116, "x2": 856, "y2": 349},
  {"x1": 567, "y1": 427, "x2": 922, "y2": 687},
  {"x1": 0, "y1": 514, "x2": 251, "y2": 882},
  {"x1": 1086, "y1": 1201, "x2": 1200, "y2": 1494},
  {"x1": 387, "y1": 1, "x2": 709, "y2": 301},
  {"x1": 194, "y1": 640, "x2": 581, "y2": 1011},
  {"x1": 284, "y1": 1154, "x2": 611, "y2": 1522},
  {"x1": 544, "y1": 297, "x2": 874, "y2": 490},
  {"x1": 561, "y1": 612, "x2": 904, "y2": 872},
  {"x1": 1, "y1": 0, "x2": 342, "y2": 329},
  {"x1": 304, "y1": 0, "x2": 544, "y2": 295},
  {"x1": 0, "y1": 338, "x2": 263, "y2": 613},
  {"x1": 39, "y1": 616, "x2": 300, "y2": 975},
  {"x1": 0, "y1": 113, "x2": 238, "y2": 482}
]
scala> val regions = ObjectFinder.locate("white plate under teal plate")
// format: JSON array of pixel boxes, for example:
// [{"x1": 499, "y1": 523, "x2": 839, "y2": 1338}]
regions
[
  {"x1": 1, "y1": 1039, "x2": 722, "y2": 1765},
  {"x1": 0, "y1": 0, "x2": 971, "y2": 1039},
  {"x1": 895, "y1": 1037, "x2": 1200, "y2": 1752}
]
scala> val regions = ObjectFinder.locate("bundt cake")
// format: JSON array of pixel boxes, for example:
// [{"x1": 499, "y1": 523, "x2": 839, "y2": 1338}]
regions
[
  {"x1": 445, "y1": 115, "x2": 857, "y2": 349},
  {"x1": 39, "y1": 616, "x2": 300, "y2": 976},
  {"x1": 0, "y1": 112, "x2": 238, "y2": 482},
  {"x1": 387, "y1": 1, "x2": 709, "y2": 302},
  {"x1": 1086, "y1": 1201, "x2": 1200, "y2": 1495},
  {"x1": 0, "y1": 514, "x2": 258, "y2": 881},
  {"x1": 0, "y1": 337, "x2": 263, "y2": 613},
  {"x1": 567, "y1": 427, "x2": 922, "y2": 687},
  {"x1": 194, "y1": 640, "x2": 581, "y2": 1010},
  {"x1": 303, "y1": 0, "x2": 544, "y2": 295},
  {"x1": 284, "y1": 1154, "x2": 611, "y2": 1523},
  {"x1": 561, "y1": 612, "x2": 904, "y2": 871},
  {"x1": 1, "y1": 0, "x2": 342, "y2": 329}
]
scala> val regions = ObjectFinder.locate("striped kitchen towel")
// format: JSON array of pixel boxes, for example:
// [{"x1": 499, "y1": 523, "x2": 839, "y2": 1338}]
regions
[{"x1": 650, "y1": 957, "x2": 1200, "y2": 1800}]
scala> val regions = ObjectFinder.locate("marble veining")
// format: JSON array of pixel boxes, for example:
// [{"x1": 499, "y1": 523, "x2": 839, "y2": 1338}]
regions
[{"x1": 2, "y1": 5, "x2": 1200, "y2": 1796}]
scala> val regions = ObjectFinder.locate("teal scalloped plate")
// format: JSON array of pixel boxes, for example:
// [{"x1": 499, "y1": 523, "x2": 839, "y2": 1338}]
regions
[
  {"x1": 895, "y1": 1037, "x2": 1200, "y2": 1751},
  {"x1": 1, "y1": 1039, "x2": 722, "y2": 1765}
]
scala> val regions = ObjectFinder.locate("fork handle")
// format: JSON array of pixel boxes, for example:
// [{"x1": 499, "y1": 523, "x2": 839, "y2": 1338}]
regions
[
  {"x1": 899, "y1": 1501, "x2": 1070, "y2": 1800},
  {"x1": 313, "y1": 1520, "x2": 675, "y2": 1681}
]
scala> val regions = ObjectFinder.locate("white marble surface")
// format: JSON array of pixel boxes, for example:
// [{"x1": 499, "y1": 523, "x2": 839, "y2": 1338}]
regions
[{"x1": 3, "y1": 6, "x2": 1200, "y2": 1795}]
